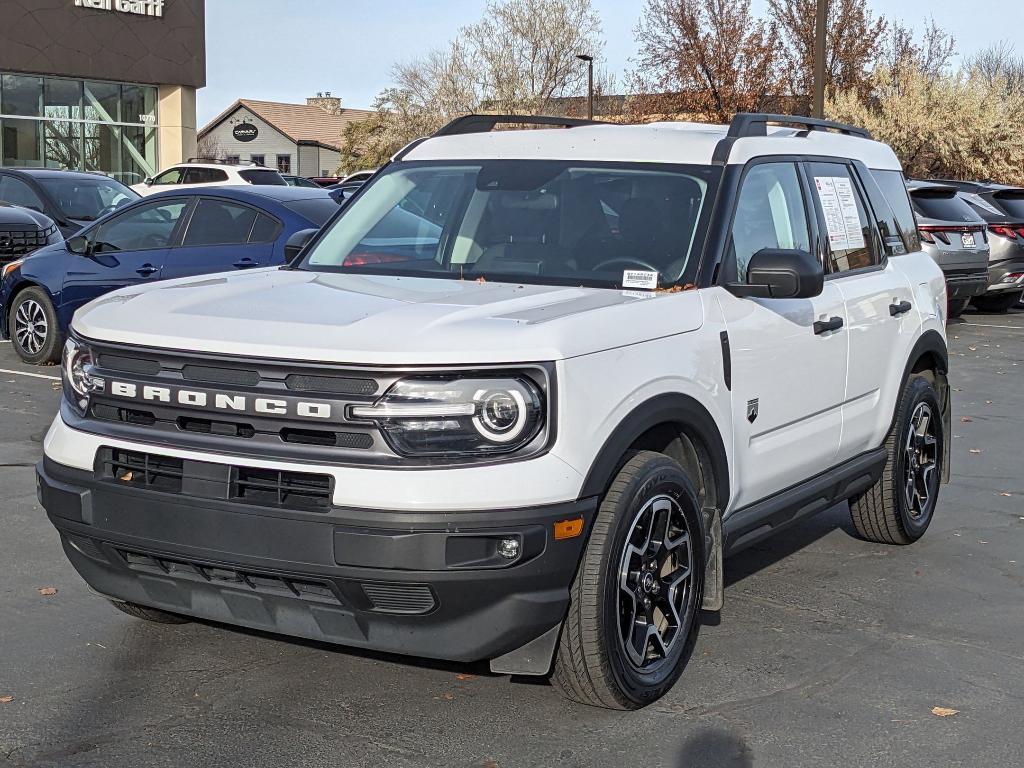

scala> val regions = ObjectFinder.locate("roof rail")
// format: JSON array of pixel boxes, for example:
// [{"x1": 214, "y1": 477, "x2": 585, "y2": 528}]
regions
[
  {"x1": 186, "y1": 157, "x2": 260, "y2": 166},
  {"x1": 728, "y1": 113, "x2": 872, "y2": 140},
  {"x1": 433, "y1": 113, "x2": 604, "y2": 137}
]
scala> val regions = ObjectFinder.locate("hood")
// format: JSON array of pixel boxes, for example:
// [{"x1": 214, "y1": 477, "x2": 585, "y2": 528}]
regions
[
  {"x1": 72, "y1": 268, "x2": 705, "y2": 364},
  {"x1": 0, "y1": 202, "x2": 55, "y2": 230}
]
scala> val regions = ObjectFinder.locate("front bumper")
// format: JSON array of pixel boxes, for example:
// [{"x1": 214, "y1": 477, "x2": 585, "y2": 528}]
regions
[{"x1": 38, "y1": 456, "x2": 596, "y2": 669}]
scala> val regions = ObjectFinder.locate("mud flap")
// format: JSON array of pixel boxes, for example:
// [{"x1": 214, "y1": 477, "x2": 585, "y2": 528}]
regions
[{"x1": 701, "y1": 505, "x2": 723, "y2": 611}]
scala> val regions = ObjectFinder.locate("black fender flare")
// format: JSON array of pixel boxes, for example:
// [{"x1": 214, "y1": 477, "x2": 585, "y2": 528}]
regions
[{"x1": 578, "y1": 392, "x2": 731, "y2": 511}]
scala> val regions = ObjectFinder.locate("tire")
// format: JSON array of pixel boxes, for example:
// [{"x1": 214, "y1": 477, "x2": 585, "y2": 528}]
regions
[
  {"x1": 552, "y1": 451, "x2": 705, "y2": 709},
  {"x1": 946, "y1": 298, "x2": 968, "y2": 318},
  {"x1": 9, "y1": 286, "x2": 62, "y2": 365},
  {"x1": 108, "y1": 600, "x2": 191, "y2": 624},
  {"x1": 849, "y1": 375, "x2": 943, "y2": 545},
  {"x1": 970, "y1": 291, "x2": 1023, "y2": 313}
]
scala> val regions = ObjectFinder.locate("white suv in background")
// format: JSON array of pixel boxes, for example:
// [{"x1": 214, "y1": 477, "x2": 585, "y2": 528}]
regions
[
  {"x1": 132, "y1": 160, "x2": 287, "y2": 196},
  {"x1": 40, "y1": 113, "x2": 950, "y2": 710}
]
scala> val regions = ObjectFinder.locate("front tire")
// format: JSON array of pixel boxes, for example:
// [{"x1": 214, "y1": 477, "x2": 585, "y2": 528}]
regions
[
  {"x1": 849, "y1": 375, "x2": 943, "y2": 545},
  {"x1": 9, "y1": 286, "x2": 61, "y2": 365},
  {"x1": 553, "y1": 451, "x2": 704, "y2": 709},
  {"x1": 970, "y1": 291, "x2": 1022, "y2": 313},
  {"x1": 109, "y1": 600, "x2": 190, "y2": 624}
]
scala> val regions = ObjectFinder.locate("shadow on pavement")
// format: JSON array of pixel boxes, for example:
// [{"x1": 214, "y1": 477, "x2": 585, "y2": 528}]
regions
[{"x1": 676, "y1": 726, "x2": 754, "y2": 767}]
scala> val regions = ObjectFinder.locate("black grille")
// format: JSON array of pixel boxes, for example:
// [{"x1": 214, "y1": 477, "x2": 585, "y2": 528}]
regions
[
  {"x1": 99, "y1": 449, "x2": 184, "y2": 492},
  {"x1": 286, "y1": 373, "x2": 378, "y2": 396},
  {"x1": 280, "y1": 427, "x2": 373, "y2": 449},
  {"x1": 0, "y1": 228, "x2": 49, "y2": 258},
  {"x1": 181, "y1": 364, "x2": 260, "y2": 387},
  {"x1": 231, "y1": 466, "x2": 333, "y2": 511},
  {"x1": 97, "y1": 354, "x2": 160, "y2": 375},
  {"x1": 116, "y1": 548, "x2": 342, "y2": 605},
  {"x1": 91, "y1": 403, "x2": 157, "y2": 426},
  {"x1": 178, "y1": 415, "x2": 256, "y2": 438},
  {"x1": 361, "y1": 583, "x2": 437, "y2": 615}
]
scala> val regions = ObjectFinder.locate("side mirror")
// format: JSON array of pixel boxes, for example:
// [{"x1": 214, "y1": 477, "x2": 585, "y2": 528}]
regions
[
  {"x1": 284, "y1": 228, "x2": 318, "y2": 263},
  {"x1": 726, "y1": 248, "x2": 823, "y2": 299},
  {"x1": 66, "y1": 234, "x2": 91, "y2": 255}
]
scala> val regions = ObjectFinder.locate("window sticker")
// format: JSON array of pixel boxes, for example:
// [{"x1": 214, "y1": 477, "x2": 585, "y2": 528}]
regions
[
  {"x1": 814, "y1": 176, "x2": 865, "y2": 251},
  {"x1": 622, "y1": 269, "x2": 659, "y2": 290}
]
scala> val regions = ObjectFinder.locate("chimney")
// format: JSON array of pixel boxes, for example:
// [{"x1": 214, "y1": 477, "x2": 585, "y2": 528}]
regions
[{"x1": 307, "y1": 93, "x2": 342, "y2": 115}]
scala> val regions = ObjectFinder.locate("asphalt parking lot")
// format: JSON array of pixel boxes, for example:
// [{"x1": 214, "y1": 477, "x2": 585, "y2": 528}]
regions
[{"x1": 1, "y1": 308, "x2": 1022, "y2": 768}]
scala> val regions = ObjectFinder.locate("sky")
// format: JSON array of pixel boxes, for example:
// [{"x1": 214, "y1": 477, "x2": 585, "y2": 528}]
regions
[{"x1": 199, "y1": 0, "x2": 1024, "y2": 126}]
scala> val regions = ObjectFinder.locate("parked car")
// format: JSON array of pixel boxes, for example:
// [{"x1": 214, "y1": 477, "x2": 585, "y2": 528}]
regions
[
  {"x1": 36, "y1": 113, "x2": 950, "y2": 710},
  {"x1": 0, "y1": 202, "x2": 62, "y2": 268},
  {"x1": 281, "y1": 175, "x2": 322, "y2": 189},
  {"x1": 927, "y1": 180, "x2": 1024, "y2": 312},
  {"x1": 309, "y1": 176, "x2": 342, "y2": 187},
  {"x1": 0, "y1": 169, "x2": 138, "y2": 238},
  {"x1": 1, "y1": 186, "x2": 341, "y2": 364},
  {"x1": 906, "y1": 180, "x2": 989, "y2": 317},
  {"x1": 340, "y1": 169, "x2": 377, "y2": 184},
  {"x1": 326, "y1": 180, "x2": 364, "y2": 204},
  {"x1": 132, "y1": 159, "x2": 287, "y2": 197}
]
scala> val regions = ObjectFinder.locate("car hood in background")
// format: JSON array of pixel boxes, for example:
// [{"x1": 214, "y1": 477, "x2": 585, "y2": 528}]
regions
[
  {"x1": 0, "y1": 202, "x2": 55, "y2": 230},
  {"x1": 71, "y1": 268, "x2": 705, "y2": 364}
]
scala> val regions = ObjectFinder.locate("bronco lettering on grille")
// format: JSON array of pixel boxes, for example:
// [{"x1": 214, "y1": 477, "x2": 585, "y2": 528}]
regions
[{"x1": 106, "y1": 381, "x2": 334, "y2": 420}]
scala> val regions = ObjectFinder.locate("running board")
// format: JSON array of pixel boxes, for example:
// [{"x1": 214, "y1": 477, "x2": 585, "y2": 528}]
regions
[{"x1": 723, "y1": 448, "x2": 888, "y2": 555}]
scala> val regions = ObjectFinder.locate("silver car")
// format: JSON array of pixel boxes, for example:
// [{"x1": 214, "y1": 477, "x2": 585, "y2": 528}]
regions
[
  {"x1": 907, "y1": 181, "x2": 989, "y2": 317},
  {"x1": 930, "y1": 180, "x2": 1024, "y2": 312}
]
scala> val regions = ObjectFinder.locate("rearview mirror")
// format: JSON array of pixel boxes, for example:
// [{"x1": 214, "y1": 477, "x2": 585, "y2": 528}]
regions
[
  {"x1": 726, "y1": 248, "x2": 823, "y2": 299},
  {"x1": 66, "y1": 234, "x2": 91, "y2": 255},
  {"x1": 284, "y1": 228, "x2": 318, "y2": 263}
]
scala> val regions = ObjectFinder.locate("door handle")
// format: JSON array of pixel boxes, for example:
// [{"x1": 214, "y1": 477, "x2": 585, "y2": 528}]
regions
[
  {"x1": 233, "y1": 258, "x2": 257, "y2": 269},
  {"x1": 889, "y1": 300, "x2": 912, "y2": 316},
  {"x1": 813, "y1": 316, "x2": 844, "y2": 335},
  {"x1": 136, "y1": 264, "x2": 158, "y2": 276}
]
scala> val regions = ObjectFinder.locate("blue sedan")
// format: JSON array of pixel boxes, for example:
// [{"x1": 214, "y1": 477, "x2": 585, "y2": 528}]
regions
[{"x1": 0, "y1": 185, "x2": 338, "y2": 364}]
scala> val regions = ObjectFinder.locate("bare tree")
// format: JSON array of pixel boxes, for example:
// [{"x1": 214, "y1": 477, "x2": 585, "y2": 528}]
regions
[
  {"x1": 197, "y1": 133, "x2": 225, "y2": 160},
  {"x1": 340, "y1": 0, "x2": 606, "y2": 172},
  {"x1": 630, "y1": 0, "x2": 782, "y2": 123},
  {"x1": 968, "y1": 40, "x2": 1024, "y2": 94},
  {"x1": 768, "y1": 0, "x2": 887, "y2": 105},
  {"x1": 878, "y1": 17, "x2": 955, "y2": 81}
]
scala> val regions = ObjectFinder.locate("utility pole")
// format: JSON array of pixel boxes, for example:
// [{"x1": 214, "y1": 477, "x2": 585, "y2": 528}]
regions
[
  {"x1": 811, "y1": 0, "x2": 828, "y2": 118},
  {"x1": 577, "y1": 54, "x2": 594, "y2": 120}
]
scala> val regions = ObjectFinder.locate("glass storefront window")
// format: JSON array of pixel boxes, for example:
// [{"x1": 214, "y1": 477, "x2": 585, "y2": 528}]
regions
[
  {"x1": 44, "y1": 78, "x2": 83, "y2": 121},
  {"x1": 45, "y1": 121, "x2": 82, "y2": 170},
  {"x1": 1, "y1": 118, "x2": 42, "y2": 166},
  {"x1": 121, "y1": 84, "x2": 157, "y2": 126},
  {"x1": 1, "y1": 74, "x2": 42, "y2": 117},
  {"x1": 84, "y1": 123, "x2": 121, "y2": 177},
  {"x1": 121, "y1": 125, "x2": 157, "y2": 186},
  {"x1": 84, "y1": 81, "x2": 120, "y2": 123}
]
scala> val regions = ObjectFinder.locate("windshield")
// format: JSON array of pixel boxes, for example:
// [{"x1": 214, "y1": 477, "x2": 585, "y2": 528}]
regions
[
  {"x1": 239, "y1": 169, "x2": 287, "y2": 186},
  {"x1": 298, "y1": 161, "x2": 720, "y2": 289},
  {"x1": 37, "y1": 176, "x2": 138, "y2": 221},
  {"x1": 910, "y1": 191, "x2": 980, "y2": 223}
]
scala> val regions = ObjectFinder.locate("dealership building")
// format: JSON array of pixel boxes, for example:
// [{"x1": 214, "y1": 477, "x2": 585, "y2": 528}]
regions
[
  {"x1": 0, "y1": 0, "x2": 205, "y2": 184},
  {"x1": 198, "y1": 94, "x2": 373, "y2": 177}
]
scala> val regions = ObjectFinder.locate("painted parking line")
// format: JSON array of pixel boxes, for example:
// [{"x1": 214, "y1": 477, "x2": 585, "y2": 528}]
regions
[
  {"x1": 0, "y1": 367, "x2": 60, "y2": 382},
  {"x1": 961, "y1": 322, "x2": 1024, "y2": 330}
]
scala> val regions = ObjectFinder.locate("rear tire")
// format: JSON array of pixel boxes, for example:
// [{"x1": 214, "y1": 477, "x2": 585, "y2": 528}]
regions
[
  {"x1": 8, "y1": 286, "x2": 62, "y2": 365},
  {"x1": 970, "y1": 291, "x2": 1022, "y2": 313},
  {"x1": 552, "y1": 451, "x2": 704, "y2": 709},
  {"x1": 946, "y1": 298, "x2": 968, "y2": 318},
  {"x1": 849, "y1": 375, "x2": 943, "y2": 545},
  {"x1": 109, "y1": 600, "x2": 190, "y2": 624}
]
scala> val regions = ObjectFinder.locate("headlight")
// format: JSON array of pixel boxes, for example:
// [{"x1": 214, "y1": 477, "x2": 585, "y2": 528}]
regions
[
  {"x1": 1, "y1": 259, "x2": 23, "y2": 279},
  {"x1": 62, "y1": 338, "x2": 104, "y2": 413},
  {"x1": 351, "y1": 376, "x2": 544, "y2": 458}
]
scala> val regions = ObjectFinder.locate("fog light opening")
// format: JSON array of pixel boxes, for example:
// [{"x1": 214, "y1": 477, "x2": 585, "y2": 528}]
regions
[{"x1": 497, "y1": 537, "x2": 521, "y2": 560}]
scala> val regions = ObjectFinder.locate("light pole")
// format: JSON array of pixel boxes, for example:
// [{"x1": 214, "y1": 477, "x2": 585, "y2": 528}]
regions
[
  {"x1": 577, "y1": 54, "x2": 594, "y2": 120},
  {"x1": 811, "y1": 0, "x2": 828, "y2": 118}
]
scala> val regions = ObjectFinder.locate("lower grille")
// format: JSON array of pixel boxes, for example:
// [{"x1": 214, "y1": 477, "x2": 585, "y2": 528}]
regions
[
  {"x1": 99, "y1": 448, "x2": 184, "y2": 493},
  {"x1": 232, "y1": 466, "x2": 333, "y2": 511},
  {"x1": 361, "y1": 582, "x2": 437, "y2": 615},
  {"x1": 116, "y1": 548, "x2": 342, "y2": 605}
]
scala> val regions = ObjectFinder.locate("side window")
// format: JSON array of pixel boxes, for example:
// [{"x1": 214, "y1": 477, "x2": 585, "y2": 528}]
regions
[
  {"x1": 870, "y1": 169, "x2": 920, "y2": 252},
  {"x1": 729, "y1": 163, "x2": 811, "y2": 281},
  {"x1": 183, "y1": 168, "x2": 228, "y2": 184},
  {"x1": 182, "y1": 198, "x2": 260, "y2": 247},
  {"x1": 806, "y1": 162, "x2": 879, "y2": 273},
  {"x1": 0, "y1": 174, "x2": 46, "y2": 211},
  {"x1": 249, "y1": 213, "x2": 281, "y2": 243},
  {"x1": 92, "y1": 199, "x2": 188, "y2": 252},
  {"x1": 151, "y1": 168, "x2": 185, "y2": 185}
]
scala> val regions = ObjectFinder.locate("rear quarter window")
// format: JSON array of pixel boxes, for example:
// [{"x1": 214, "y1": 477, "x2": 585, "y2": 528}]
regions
[
  {"x1": 870, "y1": 169, "x2": 920, "y2": 252},
  {"x1": 239, "y1": 170, "x2": 287, "y2": 186},
  {"x1": 282, "y1": 197, "x2": 342, "y2": 226}
]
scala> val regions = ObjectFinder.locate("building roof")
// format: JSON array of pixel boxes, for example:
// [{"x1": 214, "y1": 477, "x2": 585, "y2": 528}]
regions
[{"x1": 199, "y1": 99, "x2": 374, "y2": 151}]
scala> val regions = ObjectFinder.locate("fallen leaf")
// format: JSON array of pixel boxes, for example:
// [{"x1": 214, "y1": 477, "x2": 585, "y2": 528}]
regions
[
  {"x1": 985, "y1": 400, "x2": 993, "y2": 404},
  {"x1": 1000, "y1": 492, "x2": 1012, "y2": 497},
  {"x1": 0, "y1": 696, "x2": 13, "y2": 704},
  {"x1": 475, "y1": 276, "x2": 487, "y2": 284},
  {"x1": 482, "y1": 761, "x2": 500, "y2": 768},
  {"x1": 968, "y1": 346, "x2": 977, "y2": 351},
  {"x1": 931, "y1": 706, "x2": 959, "y2": 717},
  {"x1": 441, "y1": 692, "x2": 455, "y2": 701},
  {"x1": 37, "y1": 587, "x2": 58, "y2": 596},
  {"x1": 969, "y1": 449, "x2": 982, "y2": 454},
  {"x1": 960, "y1": 417, "x2": 973, "y2": 423},
  {"x1": 456, "y1": 674, "x2": 476, "y2": 681}
]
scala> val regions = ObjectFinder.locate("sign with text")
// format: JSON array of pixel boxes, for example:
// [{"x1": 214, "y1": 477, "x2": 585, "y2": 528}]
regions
[
  {"x1": 73, "y1": 0, "x2": 165, "y2": 18},
  {"x1": 232, "y1": 122, "x2": 259, "y2": 142}
]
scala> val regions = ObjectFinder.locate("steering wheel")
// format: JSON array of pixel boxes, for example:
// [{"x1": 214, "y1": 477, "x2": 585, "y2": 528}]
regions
[{"x1": 592, "y1": 257, "x2": 661, "y2": 273}]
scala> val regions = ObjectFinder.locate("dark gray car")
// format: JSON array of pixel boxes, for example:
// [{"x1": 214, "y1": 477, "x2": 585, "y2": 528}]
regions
[
  {"x1": 929, "y1": 180, "x2": 1024, "y2": 312},
  {"x1": 907, "y1": 181, "x2": 989, "y2": 317}
]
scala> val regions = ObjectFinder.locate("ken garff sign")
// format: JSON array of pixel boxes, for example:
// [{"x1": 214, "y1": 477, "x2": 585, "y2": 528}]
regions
[
  {"x1": 74, "y1": 0, "x2": 165, "y2": 18},
  {"x1": 232, "y1": 122, "x2": 259, "y2": 142}
]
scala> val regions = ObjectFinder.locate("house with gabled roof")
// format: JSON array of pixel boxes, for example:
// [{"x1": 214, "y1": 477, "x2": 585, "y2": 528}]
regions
[{"x1": 198, "y1": 93, "x2": 372, "y2": 178}]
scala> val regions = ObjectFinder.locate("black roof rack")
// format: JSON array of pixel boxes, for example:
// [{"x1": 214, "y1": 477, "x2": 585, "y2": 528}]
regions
[
  {"x1": 727, "y1": 113, "x2": 872, "y2": 140},
  {"x1": 186, "y1": 157, "x2": 261, "y2": 166},
  {"x1": 433, "y1": 113, "x2": 604, "y2": 137}
]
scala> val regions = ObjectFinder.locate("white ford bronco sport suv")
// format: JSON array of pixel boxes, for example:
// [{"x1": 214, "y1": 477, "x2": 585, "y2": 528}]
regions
[{"x1": 40, "y1": 113, "x2": 950, "y2": 709}]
